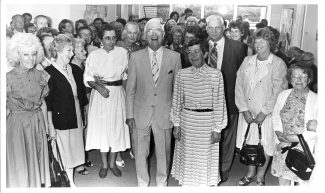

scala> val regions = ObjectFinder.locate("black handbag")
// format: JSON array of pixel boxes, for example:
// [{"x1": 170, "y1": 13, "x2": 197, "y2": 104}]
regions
[
  {"x1": 282, "y1": 134, "x2": 315, "y2": 181},
  {"x1": 239, "y1": 123, "x2": 266, "y2": 166},
  {"x1": 48, "y1": 139, "x2": 70, "y2": 187}
]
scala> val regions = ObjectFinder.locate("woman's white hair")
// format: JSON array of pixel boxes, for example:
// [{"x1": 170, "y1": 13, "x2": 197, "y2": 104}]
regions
[
  {"x1": 49, "y1": 33, "x2": 75, "y2": 59},
  {"x1": 6, "y1": 32, "x2": 44, "y2": 67},
  {"x1": 121, "y1": 21, "x2": 140, "y2": 41}
]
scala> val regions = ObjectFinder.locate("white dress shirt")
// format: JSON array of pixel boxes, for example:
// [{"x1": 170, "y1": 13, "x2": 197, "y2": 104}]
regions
[{"x1": 148, "y1": 46, "x2": 163, "y2": 71}]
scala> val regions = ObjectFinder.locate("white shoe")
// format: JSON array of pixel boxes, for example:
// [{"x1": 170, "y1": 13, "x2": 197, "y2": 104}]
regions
[{"x1": 115, "y1": 160, "x2": 125, "y2": 167}]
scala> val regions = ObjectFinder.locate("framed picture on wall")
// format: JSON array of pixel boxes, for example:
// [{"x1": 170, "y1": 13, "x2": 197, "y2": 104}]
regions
[{"x1": 279, "y1": 8, "x2": 294, "y2": 53}]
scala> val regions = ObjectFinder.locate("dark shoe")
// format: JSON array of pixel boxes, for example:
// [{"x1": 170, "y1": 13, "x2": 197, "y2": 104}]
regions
[
  {"x1": 220, "y1": 170, "x2": 229, "y2": 183},
  {"x1": 109, "y1": 166, "x2": 122, "y2": 177},
  {"x1": 238, "y1": 175, "x2": 257, "y2": 186},
  {"x1": 85, "y1": 161, "x2": 94, "y2": 167},
  {"x1": 99, "y1": 167, "x2": 108, "y2": 178},
  {"x1": 256, "y1": 179, "x2": 265, "y2": 186},
  {"x1": 77, "y1": 168, "x2": 89, "y2": 175}
]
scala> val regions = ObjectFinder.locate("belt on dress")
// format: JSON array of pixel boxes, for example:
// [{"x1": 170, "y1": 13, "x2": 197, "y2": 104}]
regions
[
  {"x1": 102, "y1": 80, "x2": 122, "y2": 86},
  {"x1": 184, "y1": 108, "x2": 213, "y2": 112}
]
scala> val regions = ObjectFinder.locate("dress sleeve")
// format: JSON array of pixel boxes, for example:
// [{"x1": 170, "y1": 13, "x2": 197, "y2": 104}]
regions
[
  {"x1": 170, "y1": 71, "x2": 183, "y2": 127},
  {"x1": 212, "y1": 70, "x2": 227, "y2": 132},
  {"x1": 121, "y1": 49, "x2": 128, "y2": 81},
  {"x1": 45, "y1": 72, "x2": 54, "y2": 111},
  {"x1": 39, "y1": 70, "x2": 50, "y2": 98},
  {"x1": 84, "y1": 53, "x2": 95, "y2": 87},
  {"x1": 272, "y1": 91, "x2": 285, "y2": 145}
]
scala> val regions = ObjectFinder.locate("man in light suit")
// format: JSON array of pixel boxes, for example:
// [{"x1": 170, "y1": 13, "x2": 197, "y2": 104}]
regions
[
  {"x1": 126, "y1": 18, "x2": 181, "y2": 186},
  {"x1": 205, "y1": 15, "x2": 246, "y2": 183}
]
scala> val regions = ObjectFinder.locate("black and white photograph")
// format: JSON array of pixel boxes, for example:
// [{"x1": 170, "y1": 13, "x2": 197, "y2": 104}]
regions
[{"x1": 1, "y1": 0, "x2": 323, "y2": 192}]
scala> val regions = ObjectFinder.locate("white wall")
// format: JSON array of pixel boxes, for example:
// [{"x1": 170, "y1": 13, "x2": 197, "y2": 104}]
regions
[
  {"x1": 70, "y1": 5, "x2": 86, "y2": 23},
  {"x1": 301, "y1": 4, "x2": 318, "y2": 65},
  {"x1": 106, "y1": 5, "x2": 117, "y2": 21}
]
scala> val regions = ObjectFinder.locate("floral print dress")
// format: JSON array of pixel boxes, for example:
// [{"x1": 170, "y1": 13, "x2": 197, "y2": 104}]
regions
[{"x1": 271, "y1": 90, "x2": 307, "y2": 182}]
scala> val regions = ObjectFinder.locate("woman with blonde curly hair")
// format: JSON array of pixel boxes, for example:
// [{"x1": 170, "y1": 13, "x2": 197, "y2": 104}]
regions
[
  {"x1": 166, "y1": 25, "x2": 184, "y2": 53},
  {"x1": 6, "y1": 32, "x2": 51, "y2": 187},
  {"x1": 45, "y1": 34, "x2": 86, "y2": 187}
]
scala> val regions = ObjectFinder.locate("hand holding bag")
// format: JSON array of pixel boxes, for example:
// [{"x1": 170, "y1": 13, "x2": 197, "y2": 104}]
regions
[
  {"x1": 282, "y1": 134, "x2": 315, "y2": 181},
  {"x1": 239, "y1": 123, "x2": 266, "y2": 166},
  {"x1": 48, "y1": 139, "x2": 70, "y2": 187}
]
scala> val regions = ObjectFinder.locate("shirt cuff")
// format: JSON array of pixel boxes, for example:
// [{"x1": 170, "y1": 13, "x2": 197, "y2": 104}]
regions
[
  {"x1": 84, "y1": 76, "x2": 95, "y2": 87},
  {"x1": 173, "y1": 122, "x2": 180, "y2": 127}
]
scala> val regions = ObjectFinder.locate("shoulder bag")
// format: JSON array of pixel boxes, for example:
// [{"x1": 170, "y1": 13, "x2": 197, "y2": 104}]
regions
[
  {"x1": 48, "y1": 139, "x2": 70, "y2": 187},
  {"x1": 239, "y1": 123, "x2": 266, "y2": 166},
  {"x1": 282, "y1": 134, "x2": 315, "y2": 181}
]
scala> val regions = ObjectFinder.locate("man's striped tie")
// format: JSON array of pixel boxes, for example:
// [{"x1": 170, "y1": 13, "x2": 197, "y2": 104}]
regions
[
  {"x1": 152, "y1": 51, "x2": 159, "y2": 86},
  {"x1": 209, "y1": 42, "x2": 218, "y2": 68}
]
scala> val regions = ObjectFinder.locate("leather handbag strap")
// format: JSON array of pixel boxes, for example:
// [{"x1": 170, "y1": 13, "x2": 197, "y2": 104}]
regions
[
  {"x1": 53, "y1": 139, "x2": 65, "y2": 170},
  {"x1": 243, "y1": 123, "x2": 262, "y2": 146},
  {"x1": 297, "y1": 134, "x2": 315, "y2": 168},
  {"x1": 243, "y1": 123, "x2": 251, "y2": 145}
]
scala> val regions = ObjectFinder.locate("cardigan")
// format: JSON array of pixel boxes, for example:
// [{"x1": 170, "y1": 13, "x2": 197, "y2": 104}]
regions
[
  {"x1": 45, "y1": 64, "x2": 88, "y2": 130},
  {"x1": 272, "y1": 89, "x2": 318, "y2": 152}
]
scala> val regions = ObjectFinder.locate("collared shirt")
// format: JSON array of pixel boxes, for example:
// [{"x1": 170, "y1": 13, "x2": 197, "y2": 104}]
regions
[
  {"x1": 148, "y1": 46, "x2": 163, "y2": 70},
  {"x1": 209, "y1": 37, "x2": 225, "y2": 70},
  {"x1": 52, "y1": 61, "x2": 78, "y2": 97}
]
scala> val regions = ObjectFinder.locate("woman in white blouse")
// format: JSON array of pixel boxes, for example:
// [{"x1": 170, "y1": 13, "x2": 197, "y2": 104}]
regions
[
  {"x1": 235, "y1": 27, "x2": 288, "y2": 186},
  {"x1": 84, "y1": 25, "x2": 130, "y2": 178}
]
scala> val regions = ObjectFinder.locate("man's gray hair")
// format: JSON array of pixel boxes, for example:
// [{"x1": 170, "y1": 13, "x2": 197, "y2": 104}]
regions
[
  {"x1": 143, "y1": 18, "x2": 164, "y2": 34},
  {"x1": 206, "y1": 15, "x2": 224, "y2": 26}
]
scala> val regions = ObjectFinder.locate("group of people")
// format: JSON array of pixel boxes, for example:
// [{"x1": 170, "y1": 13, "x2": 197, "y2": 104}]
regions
[{"x1": 6, "y1": 8, "x2": 318, "y2": 188}]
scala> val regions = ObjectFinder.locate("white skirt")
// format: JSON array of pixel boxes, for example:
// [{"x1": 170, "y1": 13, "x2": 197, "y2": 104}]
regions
[
  {"x1": 85, "y1": 86, "x2": 130, "y2": 152},
  {"x1": 236, "y1": 113, "x2": 276, "y2": 156},
  {"x1": 55, "y1": 97, "x2": 85, "y2": 169}
]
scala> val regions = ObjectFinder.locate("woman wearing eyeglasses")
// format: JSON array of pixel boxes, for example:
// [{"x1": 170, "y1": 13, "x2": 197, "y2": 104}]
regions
[
  {"x1": 271, "y1": 62, "x2": 318, "y2": 185},
  {"x1": 170, "y1": 38, "x2": 228, "y2": 186},
  {"x1": 84, "y1": 25, "x2": 130, "y2": 178},
  {"x1": 235, "y1": 27, "x2": 288, "y2": 186}
]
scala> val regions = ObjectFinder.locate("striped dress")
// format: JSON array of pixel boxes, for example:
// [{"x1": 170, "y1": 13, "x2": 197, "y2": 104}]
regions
[{"x1": 170, "y1": 64, "x2": 228, "y2": 186}]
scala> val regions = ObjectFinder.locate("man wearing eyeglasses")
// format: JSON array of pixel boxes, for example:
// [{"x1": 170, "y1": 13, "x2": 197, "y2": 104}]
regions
[
  {"x1": 205, "y1": 15, "x2": 246, "y2": 183},
  {"x1": 126, "y1": 18, "x2": 181, "y2": 186}
]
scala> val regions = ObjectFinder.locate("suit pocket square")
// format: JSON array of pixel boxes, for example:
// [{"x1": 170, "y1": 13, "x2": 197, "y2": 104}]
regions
[{"x1": 168, "y1": 70, "x2": 173, "y2": 74}]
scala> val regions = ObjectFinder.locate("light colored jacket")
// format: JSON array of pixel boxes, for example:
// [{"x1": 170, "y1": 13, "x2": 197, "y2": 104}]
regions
[
  {"x1": 235, "y1": 54, "x2": 288, "y2": 116},
  {"x1": 272, "y1": 89, "x2": 318, "y2": 152},
  {"x1": 126, "y1": 47, "x2": 182, "y2": 130}
]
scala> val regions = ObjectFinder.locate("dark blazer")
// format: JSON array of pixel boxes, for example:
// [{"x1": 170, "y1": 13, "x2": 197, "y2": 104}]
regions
[
  {"x1": 45, "y1": 64, "x2": 88, "y2": 130},
  {"x1": 207, "y1": 37, "x2": 246, "y2": 115}
]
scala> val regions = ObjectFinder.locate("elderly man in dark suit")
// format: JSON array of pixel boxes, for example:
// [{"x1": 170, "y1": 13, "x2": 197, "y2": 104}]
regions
[
  {"x1": 126, "y1": 18, "x2": 182, "y2": 186},
  {"x1": 205, "y1": 15, "x2": 246, "y2": 183}
]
